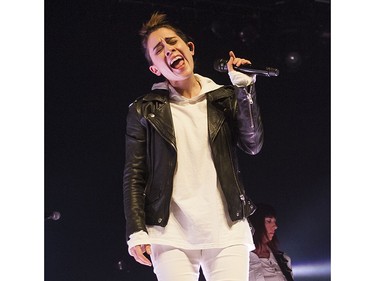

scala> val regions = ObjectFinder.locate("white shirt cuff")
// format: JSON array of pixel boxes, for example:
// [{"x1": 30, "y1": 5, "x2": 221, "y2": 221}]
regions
[
  {"x1": 228, "y1": 70, "x2": 256, "y2": 87},
  {"x1": 127, "y1": 230, "x2": 151, "y2": 255}
]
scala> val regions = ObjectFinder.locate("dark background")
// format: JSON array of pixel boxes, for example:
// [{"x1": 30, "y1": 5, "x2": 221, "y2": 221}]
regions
[{"x1": 45, "y1": 0, "x2": 330, "y2": 280}]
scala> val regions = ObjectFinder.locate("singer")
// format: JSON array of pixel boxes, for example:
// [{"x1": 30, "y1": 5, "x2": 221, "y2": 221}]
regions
[{"x1": 123, "y1": 11, "x2": 264, "y2": 281}]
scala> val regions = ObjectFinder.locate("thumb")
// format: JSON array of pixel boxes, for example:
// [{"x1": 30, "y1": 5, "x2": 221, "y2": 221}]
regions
[
  {"x1": 227, "y1": 51, "x2": 236, "y2": 72},
  {"x1": 229, "y1": 51, "x2": 236, "y2": 58}
]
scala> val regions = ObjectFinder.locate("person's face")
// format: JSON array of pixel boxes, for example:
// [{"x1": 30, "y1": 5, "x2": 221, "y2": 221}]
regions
[
  {"x1": 147, "y1": 27, "x2": 195, "y2": 82},
  {"x1": 263, "y1": 216, "x2": 278, "y2": 242}
]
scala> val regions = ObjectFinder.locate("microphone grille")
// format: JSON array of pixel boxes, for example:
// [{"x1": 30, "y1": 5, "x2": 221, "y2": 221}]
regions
[{"x1": 213, "y1": 59, "x2": 228, "y2": 72}]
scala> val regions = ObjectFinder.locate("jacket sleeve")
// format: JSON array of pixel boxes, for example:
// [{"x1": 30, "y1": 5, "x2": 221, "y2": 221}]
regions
[
  {"x1": 123, "y1": 101, "x2": 148, "y2": 241},
  {"x1": 235, "y1": 84, "x2": 264, "y2": 155},
  {"x1": 249, "y1": 252, "x2": 266, "y2": 281}
]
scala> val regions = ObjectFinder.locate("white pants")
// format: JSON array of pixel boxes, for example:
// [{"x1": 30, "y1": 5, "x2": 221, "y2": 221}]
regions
[{"x1": 151, "y1": 244, "x2": 250, "y2": 281}]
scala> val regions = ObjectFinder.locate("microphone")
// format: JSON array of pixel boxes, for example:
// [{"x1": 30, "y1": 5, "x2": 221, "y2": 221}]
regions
[
  {"x1": 45, "y1": 211, "x2": 61, "y2": 221},
  {"x1": 213, "y1": 59, "x2": 279, "y2": 77}
]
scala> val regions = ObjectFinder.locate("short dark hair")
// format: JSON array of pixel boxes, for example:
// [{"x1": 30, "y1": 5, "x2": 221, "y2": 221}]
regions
[{"x1": 139, "y1": 12, "x2": 191, "y2": 65}]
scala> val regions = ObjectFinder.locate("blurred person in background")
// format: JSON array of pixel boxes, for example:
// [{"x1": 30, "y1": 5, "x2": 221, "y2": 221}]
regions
[{"x1": 248, "y1": 203, "x2": 294, "y2": 281}]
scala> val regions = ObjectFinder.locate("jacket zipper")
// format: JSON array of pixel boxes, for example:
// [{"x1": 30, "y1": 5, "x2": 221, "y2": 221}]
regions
[
  {"x1": 238, "y1": 85, "x2": 256, "y2": 217},
  {"x1": 247, "y1": 84, "x2": 254, "y2": 129},
  {"x1": 225, "y1": 126, "x2": 247, "y2": 219}
]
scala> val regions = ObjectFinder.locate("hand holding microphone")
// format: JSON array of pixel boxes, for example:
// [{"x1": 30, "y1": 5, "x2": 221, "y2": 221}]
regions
[
  {"x1": 214, "y1": 51, "x2": 279, "y2": 77},
  {"x1": 226, "y1": 51, "x2": 252, "y2": 72}
]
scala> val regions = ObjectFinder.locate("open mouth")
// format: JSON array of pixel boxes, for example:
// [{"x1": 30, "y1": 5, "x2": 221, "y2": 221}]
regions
[{"x1": 170, "y1": 56, "x2": 184, "y2": 69}]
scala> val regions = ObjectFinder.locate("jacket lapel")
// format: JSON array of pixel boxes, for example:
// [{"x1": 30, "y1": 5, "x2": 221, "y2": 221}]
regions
[
  {"x1": 143, "y1": 91, "x2": 177, "y2": 149},
  {"x1": 206, "y1": 87, "x2": 233, "y2": 143}
]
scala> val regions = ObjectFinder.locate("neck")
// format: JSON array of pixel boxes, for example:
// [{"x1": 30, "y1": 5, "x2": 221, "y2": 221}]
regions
[
  {"x1": 169, "y1": 75, "x2": 201, "y2": 98},
  {"x1": 255, "y1": 244, "x2": 270, "y2": 258}
]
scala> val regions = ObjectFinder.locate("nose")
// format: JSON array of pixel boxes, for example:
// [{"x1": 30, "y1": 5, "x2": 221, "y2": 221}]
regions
[{"x1": 164, "y1": 44, "x2": 175, "y2": 57}]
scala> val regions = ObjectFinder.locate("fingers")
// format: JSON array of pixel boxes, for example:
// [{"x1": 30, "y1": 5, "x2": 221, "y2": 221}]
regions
[
  {"x1": 130, "y1": 245, "x2": 152, "y2": 267},
  {"x1": 227, "y1": 51, "x2": 252, "y2": 72},
  {"x1": 227, "y1": 51, "x2": 235, "y2": 72}
]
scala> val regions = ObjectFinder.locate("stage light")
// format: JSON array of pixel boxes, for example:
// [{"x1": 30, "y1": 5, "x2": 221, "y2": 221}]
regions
[
  {"x1": 293, "y1": 260, "x2": 331, "y2": 278},
  {"x1": 275, "y1": 28, "x2": 312, "y2": 72},
  {"x1": 284, "y1": 51, "x2": 303, "y2": 71}
]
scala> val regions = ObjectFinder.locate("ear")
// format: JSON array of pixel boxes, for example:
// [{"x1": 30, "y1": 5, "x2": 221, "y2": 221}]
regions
[
  {"x1": 149, "y1": 65, "x2": 161, "y2": 76},
  {"x1": 187, "y1": 42, "x2": 195, "y2": 55}
]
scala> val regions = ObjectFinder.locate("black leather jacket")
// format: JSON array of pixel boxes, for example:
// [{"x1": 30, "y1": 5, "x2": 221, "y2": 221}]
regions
[{"x1": 123, "y1": 84, "x2": 264, "y2": 240}]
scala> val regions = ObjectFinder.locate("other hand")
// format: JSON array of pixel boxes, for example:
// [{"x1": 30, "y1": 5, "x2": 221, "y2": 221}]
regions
[{"x1": 129, "y1": 244, "x2": 152, "y2": 266}]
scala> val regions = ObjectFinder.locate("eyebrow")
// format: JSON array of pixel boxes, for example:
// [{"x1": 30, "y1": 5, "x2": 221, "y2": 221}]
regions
[{"x1": 152, "y1": 36, "x2": 177, "y2": 52}]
